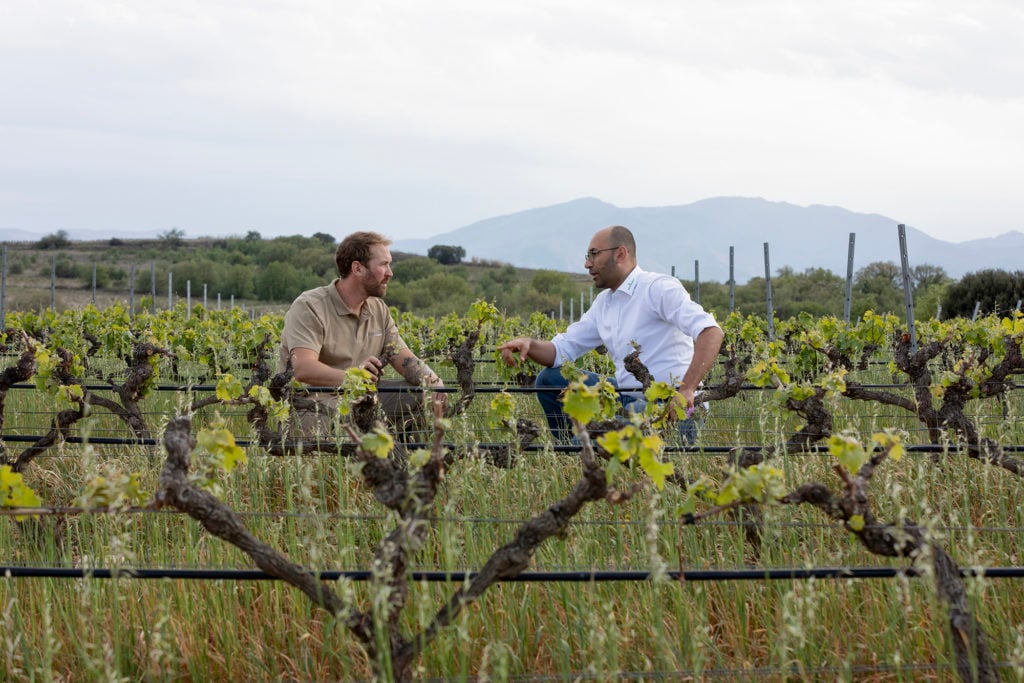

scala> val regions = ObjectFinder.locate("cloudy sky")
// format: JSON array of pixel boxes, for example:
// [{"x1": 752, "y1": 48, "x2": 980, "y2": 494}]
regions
[{"x1": 2, "y1": 0, "x2": 1022, "y2": 243}]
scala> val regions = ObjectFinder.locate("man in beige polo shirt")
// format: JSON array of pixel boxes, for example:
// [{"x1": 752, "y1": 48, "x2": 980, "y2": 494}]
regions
[{"x1": 278, "y1": 231, "x2": 444, "y2": 438}]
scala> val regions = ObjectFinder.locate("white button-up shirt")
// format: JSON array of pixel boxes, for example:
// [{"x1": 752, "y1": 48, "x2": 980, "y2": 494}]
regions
[{"x1": 551, "y1": 266, "x2": 720, "y2": 394}]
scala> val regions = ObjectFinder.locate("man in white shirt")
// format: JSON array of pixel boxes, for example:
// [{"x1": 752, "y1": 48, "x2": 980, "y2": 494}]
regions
[{"x1": 497, "y1": 225, "x2": 724, "y2": 443}]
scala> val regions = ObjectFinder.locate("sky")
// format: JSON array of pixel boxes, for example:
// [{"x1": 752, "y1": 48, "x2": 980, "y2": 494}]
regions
[{"x1": 2, "y1": 0, "x2": 1022, "y2": 243}]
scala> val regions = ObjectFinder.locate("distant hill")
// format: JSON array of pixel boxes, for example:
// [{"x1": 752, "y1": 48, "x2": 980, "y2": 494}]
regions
[
  {"x1": 5, "y1": 197, "x2": 1021, "y2": 283},
  {"x1": 393, "y1": 197, "x2": 1024, "y2": 283}
]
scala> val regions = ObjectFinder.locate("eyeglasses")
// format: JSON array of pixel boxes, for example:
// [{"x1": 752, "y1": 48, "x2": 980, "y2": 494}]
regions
[{"x1": 584, "y1": 247, "x2": 618, "y2": 262}]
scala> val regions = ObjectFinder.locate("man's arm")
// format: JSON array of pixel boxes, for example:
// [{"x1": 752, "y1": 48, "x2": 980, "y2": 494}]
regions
[
  {"x1": 496, "y1": 337, "x2": 558, "y2": 368},
  {"x1": 390, "y1": 347, "x2": 443, "y2": 387},
  {"x1": 676, "y1": 325, "x2": 725, "y2": 408},
  {"x1": 290, "y1": 347, "x2": 389, "y2": 385}
]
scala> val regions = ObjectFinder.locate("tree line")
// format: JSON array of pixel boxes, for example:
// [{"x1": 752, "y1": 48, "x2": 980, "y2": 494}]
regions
[{"x1": 17, "y1": 230, "x2": 1024, "y2": 320}]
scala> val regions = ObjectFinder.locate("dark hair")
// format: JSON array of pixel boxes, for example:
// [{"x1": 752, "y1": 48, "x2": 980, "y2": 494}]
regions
[
  {"x1": 607, "y1": 225, "x2": 637, "y2": 257},
  {"x1": 335, "y1": 231, "x2": 391, "y2": 277}
]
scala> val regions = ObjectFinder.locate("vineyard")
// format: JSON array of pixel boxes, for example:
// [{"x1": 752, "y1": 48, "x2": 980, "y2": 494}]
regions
[{"x1": 1, "y1": 301, "x2": 1023, "y2": 682}]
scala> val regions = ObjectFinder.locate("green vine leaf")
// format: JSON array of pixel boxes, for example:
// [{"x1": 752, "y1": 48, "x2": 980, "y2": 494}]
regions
[
  {"x1": 828, "y1": 433, "x2": 868, "y2": 474},
  {"x1": 487, "y1": 391, "x2": 516, "y2": 430},
  {"x1": 196, "y1": 418, "x2": 248, "y2": 474},
  {"x1": 1, "y1": 465, "x2": 42, "y2": 520},
  {"x1": 717, "y1": 463, "x2": 786, "y2": 505},
  {"x1": 337, "y1": 368, "x2": 377, "y2": 417},
  {"x1": 597, "y1": 425, "x2": 674, "y2": 490},
  {"x1": 215, "y1": 373, "x2": 244, "y2": 401},
  {"x1": 562, "y1": 377, "x2": 617, "y2": 425},
  {"x1": 76, "y1": 470, "x2": 147, "y2": 511},
  {"x1": 360, "y1": 428, "x2": 395, "y2": 459}
]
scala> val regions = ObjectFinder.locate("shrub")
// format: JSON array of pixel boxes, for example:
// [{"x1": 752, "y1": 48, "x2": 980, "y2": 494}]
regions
[{"x1": 36, "y1": 230, "x2": 71, "y2": 249}]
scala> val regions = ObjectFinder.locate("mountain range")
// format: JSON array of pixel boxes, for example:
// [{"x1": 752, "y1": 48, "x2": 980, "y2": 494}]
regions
[
  {"x1": 3, "y1": 197, "x2": 1020, "y2": 283},
  {"x1": 392, "y1": 197, "x2": 1024, "y2": 283}
]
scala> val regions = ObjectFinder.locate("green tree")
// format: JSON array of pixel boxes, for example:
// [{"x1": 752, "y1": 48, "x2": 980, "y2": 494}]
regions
[
  {"x1": 167, "y1": 259, "x2": 223, "y2": 295},
  {"x1": 36, "y1": 230, "x2": 71, "y2": 249},
  {"x1": 159, "y1": 228, "x2": 186, "y2": 247},
  {"x1": 81, "y1": 264, "x2": 127, "y2": 290},
  {"x1": 852, "y1": 261, "x2": 904, "y2": 317},
  {"x1": 909, "y1": 264, "x2": 952, "y2": 320},
  {"x1": 220, "y1": 264, "x2": 256, "y2": 299},
  {"x1": 392, "y1": 256, "x2": 440, "y2": 283},
  {"x1": 52, "y1": 255, "x2": 81, "y2": 279},
  {"x1": 427, "y1": 244, "x2": 466, "y2": 265},
  {"x1": 254, "y1": 262, "x2": 314, "y2": 301},
  {"x1": 765, "y1": 267, "x2": 845, "y2": 319},
  {"x1": 392, "y1": 272, "x2": 473, "y2": 316},
  {"x1": 911, "y1": 264, "x2": 950, "y2": 291},
  {"x1": 530, "y1": 270, "x2": 579, "y2": 301},
  {"x1": 941, "y1": 269, "x2": 1024, "y2": 318}
]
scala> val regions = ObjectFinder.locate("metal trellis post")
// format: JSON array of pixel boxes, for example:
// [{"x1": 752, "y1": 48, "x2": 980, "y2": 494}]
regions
[
  {"x1": 764, "y1": 242, "x2": 774, "y2": 340},
  {"x1": 897, "y1": 224, "x2": 917, "y2": 353}
]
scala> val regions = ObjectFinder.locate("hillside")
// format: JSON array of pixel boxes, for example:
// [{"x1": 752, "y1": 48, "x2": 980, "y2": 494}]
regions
[
  {"x1": 0, "y1": 233, "x2": 592, "y2": 317},
  {"x1": 393, "y1": 197, "x2": 1024, "y2": 282}
]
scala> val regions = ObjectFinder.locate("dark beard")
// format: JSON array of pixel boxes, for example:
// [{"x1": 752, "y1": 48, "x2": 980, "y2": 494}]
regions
[{"x1": 363, "y1": 276, "x2": 387, "y2": 298}]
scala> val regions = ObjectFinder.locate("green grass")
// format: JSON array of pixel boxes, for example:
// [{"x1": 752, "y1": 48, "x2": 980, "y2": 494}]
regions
[{"x1": 2, "y1": 359, "x2": 1024, "y2": 681}]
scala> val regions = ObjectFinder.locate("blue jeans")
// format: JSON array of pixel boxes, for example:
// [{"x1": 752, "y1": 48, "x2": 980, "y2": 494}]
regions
[{"x1": 535, "y1": 367, "x2": 698, "y2": 445}]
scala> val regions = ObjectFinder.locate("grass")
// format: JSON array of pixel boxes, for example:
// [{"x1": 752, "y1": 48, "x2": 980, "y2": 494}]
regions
[{"x1": 1, "y1": 355, "x2": 1024, "y2": 681}]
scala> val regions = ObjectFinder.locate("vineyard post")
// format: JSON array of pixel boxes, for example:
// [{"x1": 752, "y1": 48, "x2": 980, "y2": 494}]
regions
[
  {"x1": 763, "y1": 242, "x2": 775, "y2": 340},
  {"x1": 150, "y1": 261, "x2": 156, "y2": 314},
  {"x1": 186, "y1": 280, "x2": 191, "y2": 319},
  {"x1": 973, "y1": 301, "x2": 981, "y2": 321},
  {"x1": 579, "y1": 289, "x2": 584, "y2": 315},
  {"x1": 1, "y1": 244, "x2": 5, "y2": 327},
  {"x1": 897, "y1": 224, "x2": 917, "y2": 353},
  {"x1": 167, "y1": 271, "x2": 173, "y2": 310},
  {"x1": 694, "y1": 259, "x2": 700, "y2": 304},
  {"x1": 50, "y1": 253, "x2": 56, "y2": 310},
  {"x1": 203, "y1": 283, "x2": 208, "y2": 310},
  {"x1": 217, "y1": 292, "x2": 222, "y2": 310},
  {"x1": 230, "y1": 294, "x2": 234, "y2": 309},
  {"x1": 844, "y1": 232, "x2": 855, "y2": 323},
  {"x1": 1016, "y1": 299, "x2": 1022, "y2": 313},
  {"x1": 129, "y1": 263, "x2": 136, "y2": 316},
  {"x1": 558, "y1": 299, "x2": 563, "y2": 321},
  {"x1": 729, "y1": 246, "x2": 735, "y2": 313},
  {"x1": 91, "y1": 263, "x2": 96, "y2": 305}
]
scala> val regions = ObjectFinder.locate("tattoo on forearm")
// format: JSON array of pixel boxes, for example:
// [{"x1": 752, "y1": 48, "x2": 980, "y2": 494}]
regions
[
  {"x1": 381, "y1": 342, "x2": 399, "y2": 366},
  {"x1": 401, "y1": 356, "x2": 437, "y2": 385}
]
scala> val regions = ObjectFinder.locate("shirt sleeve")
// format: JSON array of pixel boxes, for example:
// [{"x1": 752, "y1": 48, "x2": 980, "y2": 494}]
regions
[
  {"x1": 551, "y1": 306, "x2": 604, "y2": 366},
  {"x1": 281, "y1": 299, "x2": 326, "y2": 355},
  {"x1": 381, "y1": 306, "x2": 408, "y2": 357},
  {"x1": 650, "y1": 275, "x2": 720, "y2": 338}
]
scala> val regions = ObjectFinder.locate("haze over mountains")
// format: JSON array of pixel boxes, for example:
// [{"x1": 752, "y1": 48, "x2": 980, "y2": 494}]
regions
[
  {"x1": 392, "y1": 197, "x2": 1023, "y2": 283},
  {"x1": 4, "y1": 197, "x2": 1021, "y2": 283}
]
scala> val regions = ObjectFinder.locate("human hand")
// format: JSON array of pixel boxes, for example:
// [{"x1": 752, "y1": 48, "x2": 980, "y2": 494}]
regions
[
  {"x1": 431, "y1": 390, "x2": 449, "y2": 415},
  {"x1": 360, "y1": 356, "x2": 384, "y2": 382},
  {"x1": 496, "y1": 337, "x2": 531, "y2": 366},
  {"x1": 669, "y1": 386, "x2": 696, "y2": 422}
]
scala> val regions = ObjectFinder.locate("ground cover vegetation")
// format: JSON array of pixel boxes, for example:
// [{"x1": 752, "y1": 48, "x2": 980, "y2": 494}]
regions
[
  {"x1": 0, "y1": 298, "x2": 1022, "y2": 680},
  {"x1": 7, "y1": 230, "x2": 1022, "y2": 321}
]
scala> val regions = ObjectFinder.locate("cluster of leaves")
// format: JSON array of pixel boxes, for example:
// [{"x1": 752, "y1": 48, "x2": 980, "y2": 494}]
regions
[{"x1": 1, "y1": 297, "x2": 1019, "y2": 680}]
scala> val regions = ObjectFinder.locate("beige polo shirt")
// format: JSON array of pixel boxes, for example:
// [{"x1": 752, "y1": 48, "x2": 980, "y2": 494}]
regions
[{"x1": 277, "y1": 280, "x2": 407, "y2": 375}]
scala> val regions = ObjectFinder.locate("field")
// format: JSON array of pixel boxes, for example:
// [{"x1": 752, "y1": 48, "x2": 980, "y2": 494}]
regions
[{"x1": 0, "y1": 304, "x2": 1022, "y2": 681}]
